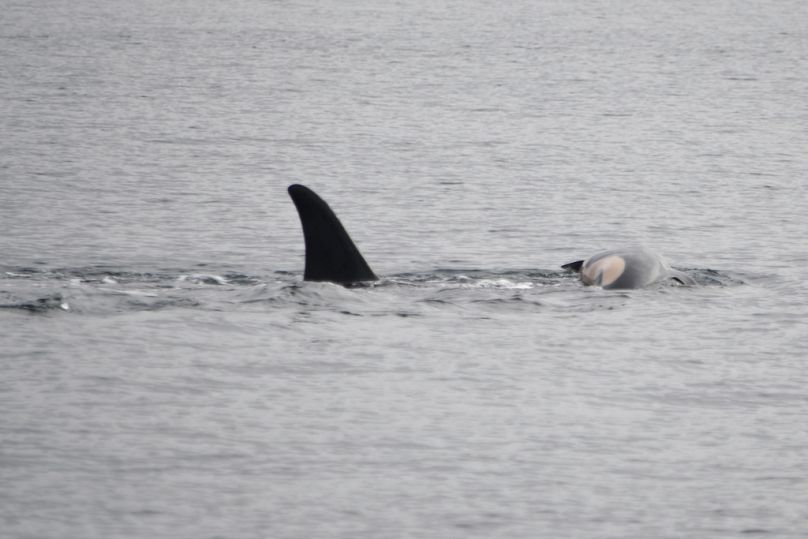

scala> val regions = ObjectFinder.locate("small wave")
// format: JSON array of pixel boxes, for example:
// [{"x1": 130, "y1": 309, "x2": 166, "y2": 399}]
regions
[
  {"x1": 678, "y1": 268, "x2": 746, "y2": 287},
  {"x1": 457, "y1": 278, "x2": 534, "y2": 289},
  {"x1": 124, "y1": 297, "x2": 201, "y2": 311},
  {"x1": 221, "y1": 273, "x2": 264, "y2": 286},
  {"x1": 2, "y1": 267, "x2": 41, "y2": 279},
  {"x1": 4, "y1": 271, "x2": 34, "y2": 279},
  {"x1": 386, "y1": 269, "x2": 560, "y2": 288},
  {"x1": 3, "y1": 266, "x2": 174, "y2": 284},
  {"x1": 97, "y1": 287, "x2": 159, "y2": 298},
  {"x1": 177, "y1": 273, "x2": 228, "y2": 285},
  {"x1": 0, "y1": 294, "x2": 69, "y2": 313},
  {"x1": 470, "y1": 295, "x2": 543, "y2": 307}
]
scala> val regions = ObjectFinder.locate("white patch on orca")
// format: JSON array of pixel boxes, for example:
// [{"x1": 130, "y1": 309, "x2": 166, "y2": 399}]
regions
[{"x1": 581, "y1": 255, "x2": 626, "y2": 287}]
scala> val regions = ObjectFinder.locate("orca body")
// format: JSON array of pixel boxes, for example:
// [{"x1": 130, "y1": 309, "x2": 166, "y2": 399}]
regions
[
  {"x1": 287, "y1": 184, "x2": 377, "y2": 284},
  {"x1": 288, "y1": 184, "x2": 694, "y2": 290},
  {"x1": 562, "y1": 247, "x2": 695, "y2": 289}
]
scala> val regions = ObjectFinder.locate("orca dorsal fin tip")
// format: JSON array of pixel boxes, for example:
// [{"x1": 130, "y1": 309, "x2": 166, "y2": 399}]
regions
[{"x1": 288, "y1": 184, "x2": 378, "y2": 284}]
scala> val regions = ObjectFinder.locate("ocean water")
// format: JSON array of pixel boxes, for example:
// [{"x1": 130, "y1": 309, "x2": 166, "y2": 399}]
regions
[{"x1": 2, "y1": 1, "x2": 807, "y2": 537}]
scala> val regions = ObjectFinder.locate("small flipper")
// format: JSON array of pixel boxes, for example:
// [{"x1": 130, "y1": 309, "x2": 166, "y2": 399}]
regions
[
  {"x1": 561, "y1": 260, "x2": 584, "y2": 272},
  {"x1": 669, "y1": 269, "x2": 697, "y2": 286},
  {"x1": 287, "y1": 184, "x2": 378, "y2": 284}
]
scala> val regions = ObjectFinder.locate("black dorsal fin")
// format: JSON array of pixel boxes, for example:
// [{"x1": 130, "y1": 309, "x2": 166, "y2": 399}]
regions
[
  {"x1": 561, "y1": 260, "x2": 584, "y2": 272},
  {"x1": 287, "y1": 184, "x2": 378, "y2": 284}
]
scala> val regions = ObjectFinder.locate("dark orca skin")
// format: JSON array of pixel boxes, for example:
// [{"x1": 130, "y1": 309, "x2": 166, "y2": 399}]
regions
[
  {"x1": 562, "y1": 247, "x2": 695, "y2": 289},
  {"x1": 287, "y1": 184, "x2": 377, "y2": 284}
]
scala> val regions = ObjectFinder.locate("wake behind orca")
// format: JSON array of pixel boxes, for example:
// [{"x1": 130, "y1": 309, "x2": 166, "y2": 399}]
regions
[{"x1": 287, "y1": 184, "x2": 694, "y2": 290}]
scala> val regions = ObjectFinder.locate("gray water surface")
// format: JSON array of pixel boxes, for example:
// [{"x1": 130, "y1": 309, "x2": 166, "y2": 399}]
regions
[{"x1": 2, "y1": 1, "x2": 808, "y2": 537}]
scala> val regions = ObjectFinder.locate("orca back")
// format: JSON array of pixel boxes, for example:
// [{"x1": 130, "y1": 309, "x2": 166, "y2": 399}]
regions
[{"x1": 287, "y1": 184, "x2": 377, "y2": 284}]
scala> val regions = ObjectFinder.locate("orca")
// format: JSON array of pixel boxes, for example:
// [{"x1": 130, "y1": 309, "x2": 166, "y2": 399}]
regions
[
  {"x1": 288, "y1": 184, "x2": 694, "y2": 289},
  {"x1": 562, "y1": 247, "x2": 695, "y2": 289},
  {"x1": 287, "y1": 184, "x2": 377, "y2": 284}
]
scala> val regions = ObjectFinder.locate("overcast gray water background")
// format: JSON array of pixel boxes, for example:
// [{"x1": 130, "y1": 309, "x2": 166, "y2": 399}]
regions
[{"x1": 2, "y1": 1, "x2": 808, "y2": 537}]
